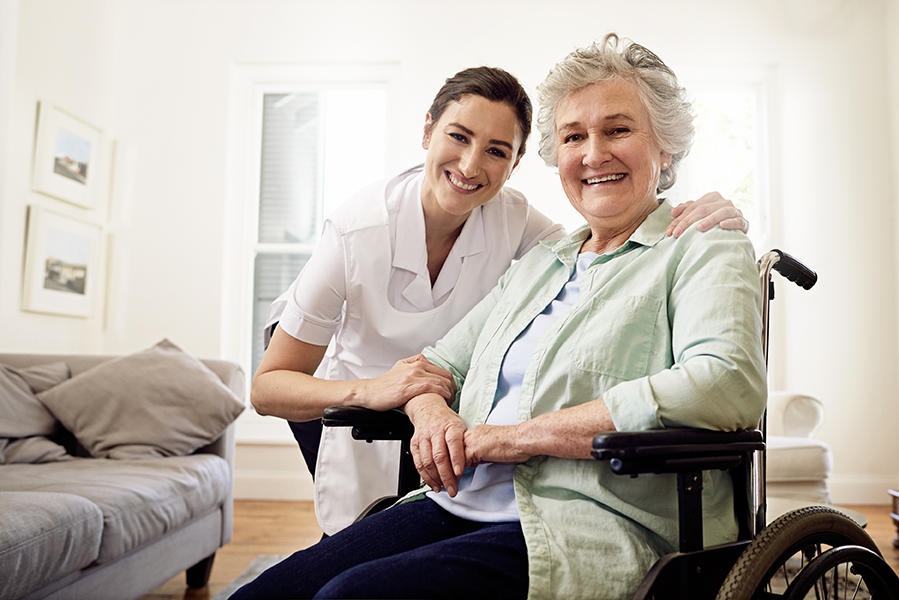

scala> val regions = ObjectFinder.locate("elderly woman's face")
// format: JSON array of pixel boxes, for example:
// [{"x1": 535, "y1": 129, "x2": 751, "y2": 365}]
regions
[{"x1": 555, "y1": 79, "x2": 672, "y2": 230}]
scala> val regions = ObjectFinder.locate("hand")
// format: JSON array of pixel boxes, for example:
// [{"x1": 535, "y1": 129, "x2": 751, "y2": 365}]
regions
[
  {"x1": 357, "y1": 355, "x2": 456, "y2": 412},
  {"x1": 404, "y1": 394, "x2": 467, "y2": 497},
  {"x1": 667, "y1": 192, "x2": 749, "y2": 238},
  {"x1": 463, "y1": 424, "x2": 530, "y2": 468}
]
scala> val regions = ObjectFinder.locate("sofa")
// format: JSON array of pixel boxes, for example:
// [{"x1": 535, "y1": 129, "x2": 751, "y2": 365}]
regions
[
  {"x1": 0, "y1": 340, "x2": 245, "y2": 600},
  {"x1": 766, "y1": 391, "x2": 832, "y2": 504}
]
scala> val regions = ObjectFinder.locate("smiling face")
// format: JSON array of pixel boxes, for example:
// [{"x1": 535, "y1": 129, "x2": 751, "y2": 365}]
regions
[
  {"x1": 420, "y1": 94, "x2": 523, "y2": 225},
  {"x1": 555, "y1": 79, "x2": 672, "y2": 234}
]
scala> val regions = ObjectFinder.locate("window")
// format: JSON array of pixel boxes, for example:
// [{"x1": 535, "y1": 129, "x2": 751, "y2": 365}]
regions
[
  {"x1": 224, "y1": 65, "x2": 398, "y2": 442},
  {"x1": 667, "y1": 69, "x2": 771, "y2": 251}
]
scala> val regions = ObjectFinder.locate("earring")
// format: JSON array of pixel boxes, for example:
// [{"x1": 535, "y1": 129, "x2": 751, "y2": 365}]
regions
[{"x1": 662, "y1": 162, "x2": 669, "y2": 169}]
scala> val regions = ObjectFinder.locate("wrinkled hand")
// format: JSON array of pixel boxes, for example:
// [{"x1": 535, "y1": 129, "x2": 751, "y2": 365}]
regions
[
  {"x1": 404, "y1": 394, "x2": 467, "y2": 497},
  {"x1": 463, "y1": 424, "x2": 530, "y2": 469},
  {"x1": 358, "y1": 355, "x2": 456, "y2": 412},
  {"x1": 668, "y1": 192, "x2": 749, "y2": 237}
]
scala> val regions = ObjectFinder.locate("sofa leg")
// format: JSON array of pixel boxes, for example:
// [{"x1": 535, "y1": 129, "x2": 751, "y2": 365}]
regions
[{"x1": 186, "y1": 553, "x2": 216, "y2": 588}]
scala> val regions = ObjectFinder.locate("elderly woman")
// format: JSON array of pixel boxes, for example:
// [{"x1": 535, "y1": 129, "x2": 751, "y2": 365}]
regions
[{"x1": 232, "y1": 34, "x2": 766, "y2": 600}]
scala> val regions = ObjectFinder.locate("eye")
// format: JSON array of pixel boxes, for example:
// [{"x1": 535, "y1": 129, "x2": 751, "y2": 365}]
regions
[
  {"x1": 609, "y1": 127, "x2": 630, "y2": 136},
  {"x1": 449, "y1": 132, "x2": 468, "y2": 143},
  {"x1": 488, "y1": 147, "x2": 508, "y2": 159},
  {"x1": 563, "y1": 133, "x2": 583, "y2": 144}
]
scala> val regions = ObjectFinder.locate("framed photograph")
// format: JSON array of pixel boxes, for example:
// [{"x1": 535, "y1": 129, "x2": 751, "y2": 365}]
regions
[
  {"x1": 32, "y1": 101, "x2": 103, "y2": 209},
  {"x1": 22, "y1": 205, "x2": 104, "y2": 318}
]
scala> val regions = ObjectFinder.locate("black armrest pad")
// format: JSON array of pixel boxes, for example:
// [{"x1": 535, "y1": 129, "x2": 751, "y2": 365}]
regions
[
  {"x1": 322, "y1": 406, "x2": 413, "y2": 441},
  {"x1": 592, "y1": 428, "x2": 764, "y2": 476}
]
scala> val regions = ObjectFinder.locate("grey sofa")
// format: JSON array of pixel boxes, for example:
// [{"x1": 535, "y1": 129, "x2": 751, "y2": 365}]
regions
[{"x1": 0, "y1": 347, "x2": 244, "y2": 600}]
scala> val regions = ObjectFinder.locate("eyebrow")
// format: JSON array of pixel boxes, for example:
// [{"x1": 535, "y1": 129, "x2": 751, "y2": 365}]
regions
[
  {"x1": 557, "y1": 113, "x2": 636, "y2": 132},
  {"x1": 447, "y1": 122, "x2": 515, "y2": 151}
]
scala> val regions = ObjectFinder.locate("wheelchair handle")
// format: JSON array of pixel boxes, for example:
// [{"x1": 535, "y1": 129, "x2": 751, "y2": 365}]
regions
[{"x1": 769, "y1": 249, "x2": 817, "y2": 290}]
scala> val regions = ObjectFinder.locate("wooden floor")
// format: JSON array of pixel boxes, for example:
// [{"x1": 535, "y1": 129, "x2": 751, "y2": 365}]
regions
[{"x1": 140, "y1": 501, "x2": 899, "y2": 600}]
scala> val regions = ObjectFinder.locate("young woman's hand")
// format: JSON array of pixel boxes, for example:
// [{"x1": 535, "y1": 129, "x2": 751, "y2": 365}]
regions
[
  {"x1": 356, "y1": 355, "x2": 456, "y2": 412},
  {"x1": 667, "y1": 192, "x2": 749, "y2": 238},
  {"x1": 404, "y1": 394, "x2": 466, "y2": 497}
]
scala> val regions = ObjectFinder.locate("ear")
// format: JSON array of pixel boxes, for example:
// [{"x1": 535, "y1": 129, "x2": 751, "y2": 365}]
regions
[
  {"x1": 422, "y1": 113, "x2": 434, "y2": 150},
  {"x1": 511, "y1": 153, "x2": 523, "y2": 173},
  {"x1": 660, "y1": 151, "x2": 673, "y2": 170}
]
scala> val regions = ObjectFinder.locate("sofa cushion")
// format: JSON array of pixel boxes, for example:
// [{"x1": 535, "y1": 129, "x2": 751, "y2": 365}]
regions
[
  {"x1": 0, "y1": 491, "x2": 103, "y2": 600},
  {"x1": 0, "y1": 436, "x2": 72, "y2": 464},
  {"x1": 0, "y1": 361, "x2": 69, "y2": 438},
  {"x1": 37, "y1": 339, "x2": 244, "y2": 459},
  {"x1": 0, "y1": 454, "x2": 231, "y2": 564}
]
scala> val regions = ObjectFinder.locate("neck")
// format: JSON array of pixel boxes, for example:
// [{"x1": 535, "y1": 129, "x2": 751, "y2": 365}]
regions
[{"x1": 581, "y1": 200, "x2": 658, "y2": 255}]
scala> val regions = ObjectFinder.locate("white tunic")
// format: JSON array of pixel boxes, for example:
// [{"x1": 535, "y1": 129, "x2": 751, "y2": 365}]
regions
[{"x1": 267, "y1": 165, "x2": 564, "y2": 534}]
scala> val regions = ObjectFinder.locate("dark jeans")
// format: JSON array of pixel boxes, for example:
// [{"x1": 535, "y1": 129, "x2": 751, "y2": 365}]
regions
[
  {"x1": 288, "y1": 418, "x2": 323, "y2": 478},
  {"x1": 229, "y1": 499, "x2": 529, "y2": 599}
]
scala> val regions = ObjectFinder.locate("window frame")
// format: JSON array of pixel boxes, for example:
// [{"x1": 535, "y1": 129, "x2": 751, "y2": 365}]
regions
[{"x1": 222, "y1": 63, "x2": 400, "y2": 443}]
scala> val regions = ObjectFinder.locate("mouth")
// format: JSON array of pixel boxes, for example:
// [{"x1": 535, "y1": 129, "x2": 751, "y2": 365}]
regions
[
  {"x1": 584, "y1": 173, "x2": 626, "y2": 185},
  {"x1": 447, "y1": 171, "x2": 483, "y2": 192}
]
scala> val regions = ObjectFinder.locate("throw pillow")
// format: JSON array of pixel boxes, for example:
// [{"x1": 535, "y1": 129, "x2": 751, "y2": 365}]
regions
[
  {"x1": 0, "y1": 362, "x2": 70, "y2": 438},
  {"x1": 37, "y1": 339, "x2": 245, "y2": 459}
]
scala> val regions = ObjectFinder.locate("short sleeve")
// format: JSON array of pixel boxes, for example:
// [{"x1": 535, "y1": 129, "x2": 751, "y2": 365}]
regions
[{"x1": 278, "y1": 220, "x2": 348, "y2": 346}]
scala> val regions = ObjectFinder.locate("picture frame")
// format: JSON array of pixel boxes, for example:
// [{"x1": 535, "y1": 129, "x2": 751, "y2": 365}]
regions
[
  {"x1": 32, "y1": 101, "x2": 103, "y2": 209},
  {"x1": 22, "y1": 205, "x2": 104, "y2": 318}
]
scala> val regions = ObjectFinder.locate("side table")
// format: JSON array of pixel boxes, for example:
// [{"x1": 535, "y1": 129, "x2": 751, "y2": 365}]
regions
[{"x1": 889, "y1": 489, "x2": 899, "y2": 548}]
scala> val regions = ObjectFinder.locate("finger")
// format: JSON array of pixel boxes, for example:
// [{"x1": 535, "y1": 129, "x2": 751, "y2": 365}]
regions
[
  {"x1": 414, "y1": 435, "x2": 442, "y2": 493},
  {"x1": 697, "y1": 208, "x2": 744, "y2": 232},
  {"x1": 445, "y1": 424, "x2": 466, "y2": 478},
  {"x1": 431, "y1": 434, "x2": 459, "y2": 497},
  {"x1": 714, "y1": 217, "x2": 750, "y2": 233}
]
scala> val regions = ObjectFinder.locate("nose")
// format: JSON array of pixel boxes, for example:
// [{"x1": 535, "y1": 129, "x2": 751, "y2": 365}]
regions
[
  {"x1": 459, "y1": 147, "x2": 482, "y2": 178},
  {"x1": 583, "y1": 135, "x2": 609, "y2": 167}
]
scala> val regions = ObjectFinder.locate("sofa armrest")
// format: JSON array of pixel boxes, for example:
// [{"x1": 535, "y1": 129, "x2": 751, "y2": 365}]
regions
[{"x1": 767, "y1": 391, "x2": 825, "y2": 438}]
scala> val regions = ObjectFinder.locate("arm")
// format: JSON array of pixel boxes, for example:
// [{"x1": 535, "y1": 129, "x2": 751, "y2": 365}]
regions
[
  {"x1": 251, "y1": 328, "x2": 456, "y2": 422},
  {"x1": 605, "y1": 230, "x2": 767, "y2": 433},
  {"x1": 667, "y1": 192, "x2": 749, "y2": 238},
  {"x1": 463, "y1": 398, "x2": 615, "y2": 465}
]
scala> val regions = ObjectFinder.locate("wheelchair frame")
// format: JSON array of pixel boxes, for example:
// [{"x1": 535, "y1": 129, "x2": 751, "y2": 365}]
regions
[{"x1": 323, "y1": 250, "x2": 899, "y2": 599}]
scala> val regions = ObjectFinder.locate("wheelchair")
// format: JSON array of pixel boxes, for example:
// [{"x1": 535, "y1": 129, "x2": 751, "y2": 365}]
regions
[{"x1": 323, "y1": 249, "x2": 899, "y2": 599}]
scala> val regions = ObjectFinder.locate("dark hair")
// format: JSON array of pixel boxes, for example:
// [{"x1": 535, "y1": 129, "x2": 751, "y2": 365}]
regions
[{"x1": 426, "y1": 66, "x2": 532, "y2": 157}]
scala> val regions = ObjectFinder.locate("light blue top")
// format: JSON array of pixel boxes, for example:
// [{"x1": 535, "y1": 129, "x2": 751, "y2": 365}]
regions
[{"x1": 418, "y1": 201, "x2": 767, "y2": 599}]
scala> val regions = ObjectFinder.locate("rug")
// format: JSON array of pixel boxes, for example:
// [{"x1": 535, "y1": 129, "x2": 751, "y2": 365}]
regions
[{"x1": 212, "y1": 555, "x2": 287, "y2": 600}]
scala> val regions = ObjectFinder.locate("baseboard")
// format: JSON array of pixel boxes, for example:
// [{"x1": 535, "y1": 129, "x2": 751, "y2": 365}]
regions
[{"x1": 828, "y1": 473, "x2": 899, "y2": 505}]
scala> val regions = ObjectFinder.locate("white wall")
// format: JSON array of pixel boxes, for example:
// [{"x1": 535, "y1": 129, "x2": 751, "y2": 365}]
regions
[{"x1": 1, "y1": 0, "x2": 897, "y2": 503}]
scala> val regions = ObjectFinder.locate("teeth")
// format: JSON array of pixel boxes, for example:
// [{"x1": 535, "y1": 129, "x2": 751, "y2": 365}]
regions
[
  {"x1": 586, "y1": 174, "x2": 625, "y2": 184},
  {"x1": 449, "y1": 172, "x2": 480, "y2": 191}
]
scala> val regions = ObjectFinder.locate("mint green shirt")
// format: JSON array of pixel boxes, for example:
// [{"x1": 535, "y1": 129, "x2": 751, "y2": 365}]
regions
[{"x1": 421, "y1": 201, "x2": 767, "y2": 599}]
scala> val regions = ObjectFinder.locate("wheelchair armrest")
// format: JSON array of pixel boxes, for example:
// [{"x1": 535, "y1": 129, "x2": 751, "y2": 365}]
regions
[
  {"x1": 592, "y1": 428, "x2": 764, "y2": 476},
  {"x1": 322, "y1": 406, "x2": 414, "y2": 442}
]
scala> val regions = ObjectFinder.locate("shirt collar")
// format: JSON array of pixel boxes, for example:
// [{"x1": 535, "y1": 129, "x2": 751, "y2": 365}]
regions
[{"x1": 542, "y1": 200, "x2": 674, "y2": 267}]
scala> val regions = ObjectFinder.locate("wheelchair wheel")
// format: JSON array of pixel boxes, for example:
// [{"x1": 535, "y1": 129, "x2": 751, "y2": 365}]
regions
[
  {"x1": 715, "y1": 506, "x2": 884, "y2": 600},
  {"x1": 783, "y1": 545, "x2": 899, "y2": 599}
]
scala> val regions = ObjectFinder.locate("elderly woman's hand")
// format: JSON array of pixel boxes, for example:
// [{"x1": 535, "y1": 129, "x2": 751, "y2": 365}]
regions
[
  {"x1": 667, "y1": 192, "x2": 749, "y2": 238},
  {"x1": 463, "y1": 424, "x2": 531, "y2": 467},
  {"x1": 404, "y1": 393, "x2": 467, "y2": 497}
]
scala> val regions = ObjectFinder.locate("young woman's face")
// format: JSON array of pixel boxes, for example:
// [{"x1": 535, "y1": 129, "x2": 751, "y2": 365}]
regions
[
  {"x1": 555, "y1": 79, "x2": 672, "y2": 231},
  {"x1": 421, "y1": 95, "x2": 523, "y2": 221}
]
